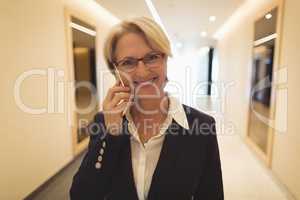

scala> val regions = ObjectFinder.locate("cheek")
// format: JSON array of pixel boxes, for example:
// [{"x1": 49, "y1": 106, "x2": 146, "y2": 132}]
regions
[{"x1": 157, "y1": 66, "x2": 167, "y2": 85}]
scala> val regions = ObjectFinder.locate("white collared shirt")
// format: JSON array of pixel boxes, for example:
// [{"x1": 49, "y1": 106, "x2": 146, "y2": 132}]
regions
[{"x1": 125, "y1": 95, "x2": 189, "y2": 200}]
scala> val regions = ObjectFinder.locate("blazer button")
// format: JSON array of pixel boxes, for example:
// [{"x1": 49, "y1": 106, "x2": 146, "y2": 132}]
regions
[
  {"x1": 99, "y1": 148, "x2": 104, "y2": 155},
  {"x1": 98, "y1": 155, "x2": 103, "y2": 162},
  {"x1": 102, "y1": 141, "x2": 106, "y2": 148},
  {"x1": 95, "y1": 162, "x2": 102, "y2": 169}
]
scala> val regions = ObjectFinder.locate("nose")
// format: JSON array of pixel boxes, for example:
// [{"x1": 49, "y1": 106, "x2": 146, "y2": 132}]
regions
[{"x1": 135, "y1": 60, "x2": 149, "y2": 75}]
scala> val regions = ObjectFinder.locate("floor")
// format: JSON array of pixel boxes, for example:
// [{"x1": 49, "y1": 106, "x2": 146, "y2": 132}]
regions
[
  {"x1": 29, "y1": 152, "x2": 85, "y2": 200},
  {"x1": 198, "y1": 97, "x2": 291, "y2": 199},
  {"x1": 219, "y1": 135, "x2": 290, "y2": 200}
]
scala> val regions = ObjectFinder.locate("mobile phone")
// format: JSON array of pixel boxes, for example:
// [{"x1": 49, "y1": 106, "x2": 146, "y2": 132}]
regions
[
  {"x1": 113, "y1": 65, "x2": 129, "y2": 116},
  {"x1": 114, "y1": 65, "x2": 125, "y2": 87}
]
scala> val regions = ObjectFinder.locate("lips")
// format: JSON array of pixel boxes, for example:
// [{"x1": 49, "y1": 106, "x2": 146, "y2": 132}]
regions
[{"x1": 133, "y1": 77, "x2": 158, "y2": 86}]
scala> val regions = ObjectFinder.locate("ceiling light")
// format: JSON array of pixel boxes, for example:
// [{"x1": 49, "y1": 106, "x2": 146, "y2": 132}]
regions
[
  {"x1": 144, "y1": 0, "x2": 170, "y2": 39},
  {"x1": 265, "y1": 13, "x2": 272, "y2": 19},
  {"x1": 70, "y1": 22, "x2": 96, "y2": 36},
  {"x1": 213, "y1": 0, "x2": 272, "y2": 40},
  {"x1": 197, "y1": 46, "x2": 210, "y2": 55},
  {"x1": 209, "y1": 16, "x2": 216, "y2": 22},
  {"x1": 201, "y1": 31, "x2": 207, "y2": 37},
  {"x1": 176, "y1": 42, "x2": 183, "y2": 48}
]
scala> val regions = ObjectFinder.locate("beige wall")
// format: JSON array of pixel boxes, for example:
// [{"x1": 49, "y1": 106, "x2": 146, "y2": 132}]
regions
[
  {"x1": 272, "y1": 0, "x2": 300, "y2": 198},
  {"x1": 217, "y1": 0, "x2": 300, "y2": 198},
  {"x1": 0, "y1": 0, "x2": 117, "y2": 199}
]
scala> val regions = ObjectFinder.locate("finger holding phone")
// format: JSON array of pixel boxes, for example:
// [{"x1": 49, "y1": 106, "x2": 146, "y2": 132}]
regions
[{"x1": 102, "y1": 69, "x2": 133, "y2": 136}]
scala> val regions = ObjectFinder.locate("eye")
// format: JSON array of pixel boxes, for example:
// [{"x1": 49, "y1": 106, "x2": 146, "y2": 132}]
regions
[
  {"x1": 145, "y1": 53, "x2": 162, "y2": 62},
  {"x1": 119, "y1": 59, "x2": 136, "y2": 67}
]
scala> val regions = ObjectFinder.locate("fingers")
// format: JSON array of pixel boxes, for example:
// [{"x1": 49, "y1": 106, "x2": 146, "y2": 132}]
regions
[
  {"x1": 105, "y1": 86, "x2": 131, "y2": 101},
  {"x1": 110, "y1": 92, "x2": 132, "y2": 107},
  {"x1": 115, "y1": 100, "x2": 132, "y2": 115},
  {"x1": 114, "y1": 79, "x2": 120, "y2": 86}
]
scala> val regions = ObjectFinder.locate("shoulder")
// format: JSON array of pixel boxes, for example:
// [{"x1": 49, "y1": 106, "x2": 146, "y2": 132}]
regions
[
  {"x1": 179, "y1": 104, "x2": 217, "y2": 146},
  {"x1": 87, "y1": 112, "x2": 106, "y2": 138},
  {"x1": 86, "y1": 111, "x2": 120, "y2": 150},
  {"x1": 182, "y1": 104, "x2": 216, "y2": 126},
  {"x1": 93, "y1": 111, "x2": 105, "y2": 124},
  {"x1": 89, "y1": 111, "x2": 127, "y2": 139},
  {"x1": 176, "y1": 105, "x2": 220, "y2": 166}
]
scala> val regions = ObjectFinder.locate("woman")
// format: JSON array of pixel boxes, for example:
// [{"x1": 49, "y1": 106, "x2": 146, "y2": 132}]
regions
[{"x1": 70, "y1": 17, "x2": 223, "y2": 200}]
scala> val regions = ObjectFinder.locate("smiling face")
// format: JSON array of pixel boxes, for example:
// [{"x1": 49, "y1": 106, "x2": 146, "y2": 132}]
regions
[{"x1": 114, "y1": 32, "x2": 167, "y2": 99}]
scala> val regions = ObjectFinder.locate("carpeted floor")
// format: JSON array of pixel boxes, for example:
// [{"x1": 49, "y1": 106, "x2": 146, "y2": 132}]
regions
[{"x1": 28, "y1": 152, "x2": 85, "y2": 200}]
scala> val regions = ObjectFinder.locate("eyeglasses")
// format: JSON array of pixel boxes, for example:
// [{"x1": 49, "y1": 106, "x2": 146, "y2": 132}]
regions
[{"x1": 113, "y1": 51, "x2": 165, "y2": 73}]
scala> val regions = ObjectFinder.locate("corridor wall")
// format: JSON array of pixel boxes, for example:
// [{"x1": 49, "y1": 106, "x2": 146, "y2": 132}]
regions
[
  {"x1": 0, "y1": 0, "x2": 117, "y2": 199},
  {"x1": 216, "y1": 0, "x2": 300, "y2": 198}
]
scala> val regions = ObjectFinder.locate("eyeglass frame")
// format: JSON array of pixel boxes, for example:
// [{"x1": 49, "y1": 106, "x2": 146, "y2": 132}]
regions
[{"x1": 113, "y1": 51, "x2": 166, "y2": 73}]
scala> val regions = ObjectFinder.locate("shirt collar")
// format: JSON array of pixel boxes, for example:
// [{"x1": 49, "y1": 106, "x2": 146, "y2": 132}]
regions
[{"x1": 168, "y1": 95, "x2": 190, "y2": 130}]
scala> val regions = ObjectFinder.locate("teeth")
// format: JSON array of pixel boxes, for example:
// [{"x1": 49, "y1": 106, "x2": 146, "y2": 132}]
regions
[{"x1": 134, "y1": 77, "x2": 156, "y2": 84}]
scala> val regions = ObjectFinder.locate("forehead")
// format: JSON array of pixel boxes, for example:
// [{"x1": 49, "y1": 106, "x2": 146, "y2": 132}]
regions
[{"x1": 114, "y1": 32, "x2": 153, "y2": 60}]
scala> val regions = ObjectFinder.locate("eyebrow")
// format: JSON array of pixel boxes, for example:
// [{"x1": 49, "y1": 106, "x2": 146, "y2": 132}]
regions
[{"x1": 117, "y1": 50, "x2": 158, "y2": 62}]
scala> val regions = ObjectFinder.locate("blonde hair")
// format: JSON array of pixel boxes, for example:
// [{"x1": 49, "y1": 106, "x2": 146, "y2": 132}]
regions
[{"x1": 103, "y1": 17, "x2": 172, "y2": 74}]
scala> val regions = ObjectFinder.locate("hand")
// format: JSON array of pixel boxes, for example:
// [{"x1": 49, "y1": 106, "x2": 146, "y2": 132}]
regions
[{"x1": 102, "y1": 80, "x2": 133, "y2": 135}]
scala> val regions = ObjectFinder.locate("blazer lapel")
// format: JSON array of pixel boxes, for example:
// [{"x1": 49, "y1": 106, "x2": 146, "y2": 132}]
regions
[
  {"x1": 147, "y1": 119, "x2": 185, "y2": 199},
  {"x1": 110, "y1": 119, "x2": 139, "y2": 200},
  {"x1": 122, "y1": 135, "x2": 140, "y2": 199}
]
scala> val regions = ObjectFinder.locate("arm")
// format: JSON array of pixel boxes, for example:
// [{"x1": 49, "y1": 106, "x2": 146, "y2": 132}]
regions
[
  {"x1": 70, "y1": 112, "x2": 124, "y2": 200},
  {"x1": 194, "y1": 117, "x2": 224, "y2": 200}
]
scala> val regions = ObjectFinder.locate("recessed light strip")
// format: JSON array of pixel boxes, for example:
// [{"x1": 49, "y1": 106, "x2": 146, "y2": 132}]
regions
[
  {"x1": 209, "y1": 16, "x2": 216, "y2": 22},
  {"x1": 70, "y1": 22, "x2": 96, "y2": 36},
  {"x1": 254, "y1": 33, "x2": 277, "y2": 46},
  {"x1": 213, "y1": 0, "x2": 271, "y2": 40},
  {"x1": 144, "y1": 0, "x2": 170, "y2": 39}
]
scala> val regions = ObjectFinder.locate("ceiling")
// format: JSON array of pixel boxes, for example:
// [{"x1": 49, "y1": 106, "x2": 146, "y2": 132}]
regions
[{"x1": 95, "y1": 0, "x2": 245, "y2": 49}]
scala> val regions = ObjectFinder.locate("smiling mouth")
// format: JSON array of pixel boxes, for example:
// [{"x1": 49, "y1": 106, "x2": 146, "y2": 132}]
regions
[{"x1": 133, "y1": 77, "x2": 158, "y2": 85}]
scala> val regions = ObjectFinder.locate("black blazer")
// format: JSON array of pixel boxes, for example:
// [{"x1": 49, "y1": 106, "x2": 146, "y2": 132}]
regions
[{"x1": 70, "y1": 104, "x2": 223, "y2": 200}]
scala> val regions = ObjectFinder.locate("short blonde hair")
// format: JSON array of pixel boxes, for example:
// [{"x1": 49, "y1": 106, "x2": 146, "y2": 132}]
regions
[{"x1": 103, "y1": 17, "x2": 172, "y2": 74}]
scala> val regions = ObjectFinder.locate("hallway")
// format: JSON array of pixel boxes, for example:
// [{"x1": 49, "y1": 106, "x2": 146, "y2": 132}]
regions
[{"x1": 1, "y1": 0, "x2": 300, "y2": 199}]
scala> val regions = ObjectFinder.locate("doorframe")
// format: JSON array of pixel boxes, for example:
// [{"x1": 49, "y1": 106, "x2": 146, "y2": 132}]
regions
[
  {"x1": 246, "y1": 0, "x2": 285, "y2": 167},
  {"x1": 64, "y1": 7, "x2": 98, "y2": 156}
]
